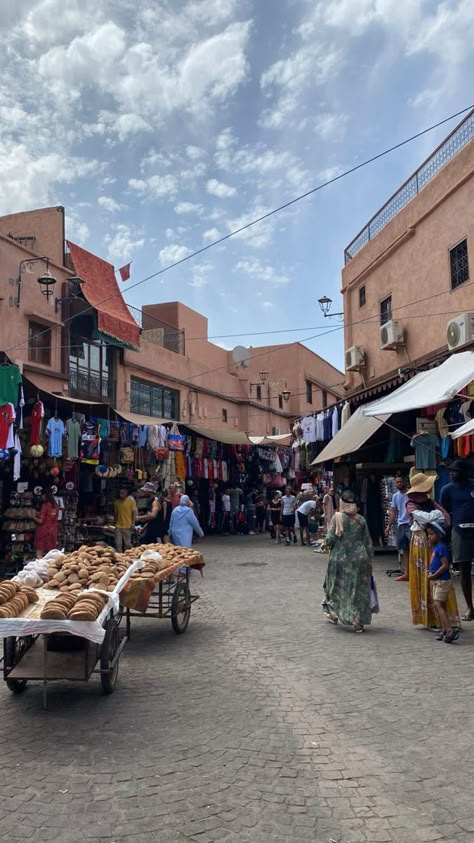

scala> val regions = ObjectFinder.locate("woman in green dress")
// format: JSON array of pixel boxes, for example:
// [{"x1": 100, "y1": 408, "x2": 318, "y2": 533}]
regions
[{"x1": 322, "y1": 491, "x2": 373, "y2": 633}]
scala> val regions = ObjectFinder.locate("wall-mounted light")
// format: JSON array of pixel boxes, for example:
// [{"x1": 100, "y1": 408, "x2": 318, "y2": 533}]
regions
[
  {"x1": 17, "y1": 257, "x2": 57, "y2": 307},
  {"x1": 318, "y1": 295, "x2": 344, "y2": 319},
  {"x1": 281, "y1": 388, "x2": 291, "y2": 403},
  {"x1": 259, "y1": 369, "x2": 269, "y2": 383}
]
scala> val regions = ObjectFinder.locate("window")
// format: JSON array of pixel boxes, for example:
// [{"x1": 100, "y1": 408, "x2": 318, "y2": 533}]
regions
[
  {"x1": 359, "y1": 285, "x2": 366, "y2": 308},
  {"x1": 322, "y1": 389, "x2": 328, "y2": 409},
  {"x1": 450, "y1": 239, "x2": 469, "y2": 289},
  {"x1": 130, "y1": 377, "x2": 179, "y2": 420},
  {"x1": 28, "y1": 321, "x2": 52, "y2": 366},
  {"x1": 380, "y1": 295, "x2": 392, "y2": 326},
  {"x1": 278, "y1": 394, "x2": 283, "y2": 409},
  {"x1": 69, "y1": 337, "x2": 115, "y2": 402},
  {"x1": 306, "y1": 381, "x2": 313, "y2": 404},
  {"x1": 256, "y1": 385, "x2": 262, "y2": 401},
  {"x1": 222, "y1": 408, "x2": 228, "y2": 423}
]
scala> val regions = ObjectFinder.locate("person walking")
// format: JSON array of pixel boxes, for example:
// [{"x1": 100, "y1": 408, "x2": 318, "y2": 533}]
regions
[
  {"x1": 34, "y1": 489, "x2": 60, "y2": 557},
  {"x1": 406, "y1": 474, "x2": 460, "y2": 630},
  {"x1": 113, "y1": 487, "x2": 137, "y2": 551},
  {"x1": 426, "y1": 523, "x2": 459, "y2": 643},
  {"x1": 322, "y1": 490, "x2": 373, "y2": 633},
  {"x1": 269, "y1": 491, "x2": 282, "y2": 543},
  {"x1": 322, "y1": 488, "x2": 335, "y2": 530},
  {"x1": 440, "y1": 459, "x2": 474, "y2": 621},
  {"x1": 385, "y1": 474, "x2": 410, "y2": 581},
  {"x1": 169, "y1": 494, "x2": 204, "y2": 548},
  {"x1": 296, "y1": 498, "x2": 317, "y2": 546},
  {"x1": 255, "y1": 492, "x2": 266, "y2": 534},
  {"x1": 136, "y1": 483, "x2": 162, "y2": 544},
  {"x1": 221, "y1": 490, "x2": 231, "y2": 534},
  {"x1": 281, "y1": 487, "x2": 296, "y2": 546}
]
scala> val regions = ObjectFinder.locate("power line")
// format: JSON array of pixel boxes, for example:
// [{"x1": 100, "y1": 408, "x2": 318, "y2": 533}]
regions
[{"x1": 5, "y1": 103, "x2": 473, "y2": 362}]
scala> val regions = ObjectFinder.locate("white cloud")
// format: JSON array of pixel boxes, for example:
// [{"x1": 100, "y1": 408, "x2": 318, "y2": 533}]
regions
[
  {"x1": 202, "y1": 227, "x2": 220, "y2": 243},
  {"x1": 175, "y1": 201, "x2": 204, "y2": 215},
  {"x1": 235, "y1": 258, "x2": 289, "y2": 285},
  {"x1": 105, "y1": 223, "x2": 144, "y2": 263},
  {"x1": 98, "y1": 195, "x2": 122, "y2": 212},
  {"x1": 207, "y1": 178, "x2": 236, "y2": 198},
  {"x1": 159, "y1": 243, "x2": 191, "y2": 267},
  {"x1": 186, "y1": 145, "x2": 206, "y2": 160},
  {"x1": 65, "y1": 210, "x2": 90, "y2": 245},
  {"x1": 228, "y1": 206, "x2": 276, "y2": 249},
  {"x1": 129, "y1": 174, "x2": 178, "y2": 199},
  {"x1": 188, "y1": 262, "x2": 213, "y2": 289},
  {"x1": 261, "y1": 300, "x2": 273, "y2": 310}
]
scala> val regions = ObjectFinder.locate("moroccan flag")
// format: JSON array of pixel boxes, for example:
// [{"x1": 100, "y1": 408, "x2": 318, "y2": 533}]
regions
[{"x1": 118, "y1": 263, "x2": 131, "y2": 282}]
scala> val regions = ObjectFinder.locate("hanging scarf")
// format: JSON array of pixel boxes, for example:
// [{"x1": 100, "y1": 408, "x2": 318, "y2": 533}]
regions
[{"x1": 334, "y1": 501, "x2": 358, "y2": 536}]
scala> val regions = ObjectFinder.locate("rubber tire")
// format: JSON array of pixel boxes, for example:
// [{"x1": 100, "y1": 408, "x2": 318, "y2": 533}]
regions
[
  {"x1": 100, "y1": 618, "x2": 120, "y2": 694},
  {"x1": 4, "y1": 637, "x2": 28, "y2": 694},
  {"x1": 171, "y1": 581, "x2": 191, "y2": 635}
]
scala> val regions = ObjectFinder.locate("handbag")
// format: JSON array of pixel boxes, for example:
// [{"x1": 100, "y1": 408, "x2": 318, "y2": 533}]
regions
[
  {"x1": 168, "y1": 422, "x2": 185, "y2": 452},
  {"x1": 370, "y1": 575, "x2": 379, "y2": 614},
  {"x1": 120, "y1": 446, "x2": 134, "y2": 464},
  {"x1": 154, "y1": 447, "x2": 169, "y2": 461}
]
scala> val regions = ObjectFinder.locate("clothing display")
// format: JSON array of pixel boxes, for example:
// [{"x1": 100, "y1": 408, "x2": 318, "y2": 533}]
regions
[
  {"x1": 411, "y1": 433, "x2": 439, "y2": 470},
  {"x1": 46, "y1": 416, "x2": 65, "y2": 457},
  {"x1": 0, "y1": 365, "x2": 22, "y2": 406},
  {"x1": 30, "y1": 401, "x2": 45, "y2": 445},
  {"x1": 0, "y1": 404, "x2": 15, "y2": 450},
  {"x1": 66, "y1": 418, "x2": 81, "y2": 459}
]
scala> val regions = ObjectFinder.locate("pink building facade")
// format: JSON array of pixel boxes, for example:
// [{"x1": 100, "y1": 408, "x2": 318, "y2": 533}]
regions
[
  {"x1": 342, "y1": 110, "x2": 474, "y2": 399},
  {"x1": 0, "y1": 207, "x2": 343, "y2": 434}
]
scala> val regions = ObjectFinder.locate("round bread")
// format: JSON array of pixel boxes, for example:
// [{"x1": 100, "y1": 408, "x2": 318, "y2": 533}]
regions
[{"x1": 41, "y1": 608, "x2": 67, "y2": 620}]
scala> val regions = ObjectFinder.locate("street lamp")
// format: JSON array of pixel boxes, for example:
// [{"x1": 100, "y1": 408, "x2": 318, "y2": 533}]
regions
[
  {"x1": 318, "y1": 295, "x2": 344, "y2": 319},
  {"x1": 281, "y1": 389, "x2": 291, "y2": 403},
  {"x1": 259, "y1": 370, "x2": 269, "y2": 383},
  {"x1": 17, "y1": 257, "x2": 58, "y2": 307}
]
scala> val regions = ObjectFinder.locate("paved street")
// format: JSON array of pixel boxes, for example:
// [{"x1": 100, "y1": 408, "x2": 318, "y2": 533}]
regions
[{"x1": 1, "y1": 536, "x2": 474, "y2": 843}]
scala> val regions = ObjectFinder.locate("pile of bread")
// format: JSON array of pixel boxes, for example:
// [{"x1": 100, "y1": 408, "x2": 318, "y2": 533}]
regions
[
  {"x1": 40, "y1": 590, "x2": 107, "y2": 621},
  {"x1": 44, "y1": 545, "x2": 129, "y2": 593},
  {"x1": 122, "y1": 543, "x2": 203, "y2": 571},
  {"x1": 0, "y1": 580, "x2": 39, "y2": 618}
]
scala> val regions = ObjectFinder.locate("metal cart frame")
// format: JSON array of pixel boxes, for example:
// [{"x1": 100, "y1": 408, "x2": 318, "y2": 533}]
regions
[
  {"x1": 124, "y1": 567, "x2": 199, "y2": 637},
  {"x1": 1, "y1": 612, "x2": 127, "y2": 709}
]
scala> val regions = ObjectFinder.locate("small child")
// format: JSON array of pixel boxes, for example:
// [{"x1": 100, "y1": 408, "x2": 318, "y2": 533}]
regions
[{"x1": 426, "y1": 523, "x2": 459, "y2": 643}]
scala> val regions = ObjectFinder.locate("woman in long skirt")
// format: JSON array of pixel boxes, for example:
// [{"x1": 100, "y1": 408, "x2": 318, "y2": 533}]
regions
[
  {"x1": 406, "y1": 474, "x2": 460, "y2": 630},
  {"x1": 322, "y1": 491, "x2": 373, "y2": 633}
]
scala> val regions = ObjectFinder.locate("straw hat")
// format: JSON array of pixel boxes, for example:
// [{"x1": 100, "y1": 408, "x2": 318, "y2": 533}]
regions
[{"x1": 407, "y1": 473, "x2": 437, "y2": 494}]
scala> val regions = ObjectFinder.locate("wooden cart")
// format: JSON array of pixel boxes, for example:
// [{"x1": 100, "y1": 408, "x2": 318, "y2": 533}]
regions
[{"x1": 123, "y1": 565, "x2": 200, "y2": 638}]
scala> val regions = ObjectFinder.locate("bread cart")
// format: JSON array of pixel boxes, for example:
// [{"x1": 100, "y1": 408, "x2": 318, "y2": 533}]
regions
[
  {"x1": 121, "y1": 554, "x2": 205, "y2": 638},
  {"x1": 0, "y1": 562, "x2": 142, "y2": 709}
]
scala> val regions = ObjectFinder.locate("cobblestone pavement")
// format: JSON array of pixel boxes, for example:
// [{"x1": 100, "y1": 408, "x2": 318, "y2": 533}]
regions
[{"x1": 1, "y1": 536, "x2": 474, "y2": 843}]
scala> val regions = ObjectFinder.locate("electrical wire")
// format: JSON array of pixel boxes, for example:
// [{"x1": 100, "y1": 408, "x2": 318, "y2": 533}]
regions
[{"x1": 5, "y1": 103, "x2": 473, "y2": 361}]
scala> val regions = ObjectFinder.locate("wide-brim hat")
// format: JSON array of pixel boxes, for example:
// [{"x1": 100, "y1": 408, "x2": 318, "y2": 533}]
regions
[
  {"x1": 407, "y1": 473, "x2": 437, "y2": 494},
  {"x1": 141, "y1": 481, "x2": 157, "y2": 493}
]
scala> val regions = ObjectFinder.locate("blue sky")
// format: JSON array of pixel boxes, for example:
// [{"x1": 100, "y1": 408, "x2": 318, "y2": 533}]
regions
[{"x1": 1, "y1": 0, "x2": 474, "y2": 371}]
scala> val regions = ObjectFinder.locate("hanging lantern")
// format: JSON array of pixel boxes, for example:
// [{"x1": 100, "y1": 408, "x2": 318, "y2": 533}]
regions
[{"x1": 37, "y1": 270, "x2": 57, "y2": 300}]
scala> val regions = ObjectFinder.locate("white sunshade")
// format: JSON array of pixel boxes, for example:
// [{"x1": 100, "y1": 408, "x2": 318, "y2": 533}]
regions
[
  {"x1": 451, "y1": 417, "x2": 474, "y2": 439},
  {"x1": 248, "y1": 434, "x2": 292, "y2": 446},
  {"x1": 363, "y1": 352, "x2": 474, "y2": 417},
  {"x1": 311, "y1": 403, "x2": 390, "y2": 464}
]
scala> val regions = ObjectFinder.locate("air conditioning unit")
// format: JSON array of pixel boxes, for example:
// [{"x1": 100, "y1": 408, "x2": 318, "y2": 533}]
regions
[
  {"x1": 345, "y1": 346, "x2": 366, "y2": 371},
  {"x1": 447, "y1": 313, "x2": 474, "y2": 350},
  {"x1": 380, "y1": 320, "x2": 404, "y2": 350}
]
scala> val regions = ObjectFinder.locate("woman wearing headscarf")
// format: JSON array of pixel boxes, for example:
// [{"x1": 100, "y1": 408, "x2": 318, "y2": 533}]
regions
[
  {"x1": 406, "y1": 473, "x2": 460, "y2": 630},
  {"x1": 169, "y1": 495, "x2": 204, "y2": 548},
  {"x1": 322, "y1": 490, "x2": 373, "y2": 633}
]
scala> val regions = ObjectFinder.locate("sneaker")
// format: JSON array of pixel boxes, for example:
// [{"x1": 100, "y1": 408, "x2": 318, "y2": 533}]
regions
[
  {"x1": 249, "y1": 531, "x2": 256, "y2": 536},
  {"x1": 285, "y1": 538, "x2": 290, "y2": 546}
]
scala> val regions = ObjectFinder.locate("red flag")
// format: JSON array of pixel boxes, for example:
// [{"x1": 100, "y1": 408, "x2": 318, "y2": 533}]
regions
[{"x1": 118, "y1": 263, "x2": 131, "y2": 282}]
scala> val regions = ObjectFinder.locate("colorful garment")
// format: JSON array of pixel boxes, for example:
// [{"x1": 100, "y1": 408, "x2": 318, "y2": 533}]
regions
[
  {"x1": 66, "y1": 418, "x2": 81, "y2": 459},
  {"x1": 0, "y1": 404, "x2": 15, "y2": 450},
  {"x1": 0, "y1": 365, "x2": 22, "y2": 406},
  {"x1": 322, "y1": 513, "x2": 373, "y2": 626},
  {"x1": 35, "y1": 502, "x2": 59, "y2": 553},
  {"x1": 46, "y1": 417, "x2": 65, "y2": 457},
  {"x1": 408, "y1": 529, "x2": 460, "y2": 628},
  {"x1": 30, "y1": 401, "x2": 44, "y2": 445}
]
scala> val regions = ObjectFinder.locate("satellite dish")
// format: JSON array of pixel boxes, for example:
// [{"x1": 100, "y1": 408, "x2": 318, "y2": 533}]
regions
[{"x1": 232, "y1": 345, "x2": 251, "y2": 368}]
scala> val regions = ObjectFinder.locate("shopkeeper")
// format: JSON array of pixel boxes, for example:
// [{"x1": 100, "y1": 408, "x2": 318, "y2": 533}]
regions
[
  {"x1": 136, "y1": 482, "x2": 162, "y2": 544},
  {"x1": 34, "y1": 489, "x2": 59, "y2": 557},
  {"x1": 113, "y1": 488, "x2": 138, "y2": 552}
]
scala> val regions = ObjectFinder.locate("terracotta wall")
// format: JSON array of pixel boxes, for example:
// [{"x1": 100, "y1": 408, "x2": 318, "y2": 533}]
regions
[
  {"x1": 0, "y1": 206, "x2": 65, "y2": 268},
  {"x1": 342, "y1": 137, "x2": 474, "y2": 393}
]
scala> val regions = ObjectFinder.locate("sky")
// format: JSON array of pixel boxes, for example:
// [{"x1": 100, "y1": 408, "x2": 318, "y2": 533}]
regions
[{"x1": 1, "y1": 0, "x2": 474, "y2": 372}]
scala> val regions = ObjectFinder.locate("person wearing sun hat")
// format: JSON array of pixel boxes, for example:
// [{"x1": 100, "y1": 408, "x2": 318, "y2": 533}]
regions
[{"x1": 406, "y1": 473, "x2": 460, "y2": 631}]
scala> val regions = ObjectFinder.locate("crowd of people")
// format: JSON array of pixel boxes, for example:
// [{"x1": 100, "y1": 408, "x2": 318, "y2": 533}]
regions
[{"x1": 321, "y1": 459, "x2": 474, "y2": 640}]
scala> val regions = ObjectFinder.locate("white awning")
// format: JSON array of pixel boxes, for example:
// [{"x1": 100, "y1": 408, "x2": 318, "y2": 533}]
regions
[
  {"x1": 363, "y1": 352, "x2": 474, "y2": 417},
  {"x1": 186, "y1": 425, "x2": 250, "y2": 445},
  {"x1": 451, "y1": 417, "x2": 474, "y2": 439},
  {"x1": 311, "y1": 403, "x2": 390, "y2": 464},
  {"x1": 248, "y1": 434, "x2": 292, "y2": 446},
  {"x1": 115, "y1": 409, "x2": 174, "y2": 426}
]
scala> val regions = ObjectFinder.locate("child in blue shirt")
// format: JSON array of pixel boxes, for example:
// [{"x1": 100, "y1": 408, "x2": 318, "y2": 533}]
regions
[{"x1": 427, "y1": 523, "x2": 459, "y2": 643}]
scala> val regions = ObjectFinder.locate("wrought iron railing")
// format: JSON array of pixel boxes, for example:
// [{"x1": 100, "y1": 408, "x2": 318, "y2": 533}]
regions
[
  {"x1": 127, "y1": 305, "x2": 185, "y2": 355},
  {"x1": 69, "y1": 369, "x2": 112, "y2": 403},
  {"x1": 344, "y1": 109, "x2": 474, "y2": 263}
]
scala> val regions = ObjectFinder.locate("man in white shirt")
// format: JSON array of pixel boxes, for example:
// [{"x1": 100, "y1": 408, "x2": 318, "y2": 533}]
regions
[
  {"x1": 296, "y1": 499, "x2": 317, "y2": 546},
  {"x1": 222, "y1": 491, "x2": 231, "y2": 534},
  {"x1": 281, "y1": 488, "x2": 297, "y2": 546}
]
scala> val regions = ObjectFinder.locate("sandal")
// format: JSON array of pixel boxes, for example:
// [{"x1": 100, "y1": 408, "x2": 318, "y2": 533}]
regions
[
  {"x1": 324, "y1": 612, "x2": 338, "y2": 624},
  {"x1": 435, "y1": 631, "x2": 446, "y2": 641},
  {"x1": 354, "y1": 625, "x2": 365, "y2": 633},
  {"x1": 444, "y1": 629, "x2": 459, "y2": 644},
  {"x1": 462, "y1": 609, "x2": 474, "y2": 621}
]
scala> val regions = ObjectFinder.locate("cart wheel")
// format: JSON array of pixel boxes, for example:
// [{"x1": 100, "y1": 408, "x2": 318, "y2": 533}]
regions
[
  {"x1": 171, "y1": 581, "x2": 191, "y2": 634},
  {"x1": 100, "y1": 618, "x2": 120, "y2": 694},
  {"x1": 4, "y1": 637, "x2": 28, "y2": 694}
]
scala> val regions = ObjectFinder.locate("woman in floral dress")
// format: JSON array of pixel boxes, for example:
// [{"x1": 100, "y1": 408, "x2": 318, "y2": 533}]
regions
[
  {"x1": 34, "y1": 489, "x2": 59, "y2": 557},
  {"x1": 322, "y1": 491, "x2": 373, "y2": 633}
]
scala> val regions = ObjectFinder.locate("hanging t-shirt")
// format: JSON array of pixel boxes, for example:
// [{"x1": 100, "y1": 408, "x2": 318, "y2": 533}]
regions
[
  {"x1": 66, "y1": 418, "x2": 81, "y2": 459},
  {"x1": 301, "y1": 416, "x2": 317, "y2": 443},
  {"x1": 411, "y1": 433, "x2": 439, "y2": 470},
  {"x1": 315, "y1": 413, "x2": 325, "y2": 441},
  {"x1": 0, "y1": 404, "x2": 15, "y2": 450},
  {"x1": 47, "y1": 417, "x2": 65, "y2": 457},
  {"x1": 30, "y1": 401, "x2": 45, "y2": 445},
  {"x1": 0, "y1": 365, "x2": 22, "y2": 406},
  {"x1": 331, "y1": 407, "x2": 339, "y2": 437}
]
